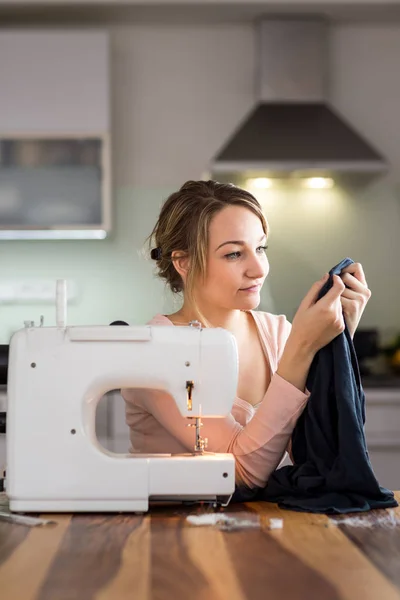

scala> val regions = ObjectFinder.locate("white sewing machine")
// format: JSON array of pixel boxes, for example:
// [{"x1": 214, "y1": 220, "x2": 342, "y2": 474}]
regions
[{"x1": 6, "y1": 281, "x2": 238, "y2": 513}]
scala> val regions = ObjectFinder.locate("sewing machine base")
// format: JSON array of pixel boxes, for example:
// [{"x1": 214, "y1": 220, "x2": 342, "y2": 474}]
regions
[
  {"x1": 9, "y1": 495, "x2": 233, "y2": 513},
  {"x1": 7, "y1": 453, "x2": 236, "y2": 513}
]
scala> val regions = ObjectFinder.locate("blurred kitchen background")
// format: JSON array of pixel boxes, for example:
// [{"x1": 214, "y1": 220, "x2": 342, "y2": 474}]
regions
[{"x1": 0, "y1": 1, "x2": 400, "y2": 489}]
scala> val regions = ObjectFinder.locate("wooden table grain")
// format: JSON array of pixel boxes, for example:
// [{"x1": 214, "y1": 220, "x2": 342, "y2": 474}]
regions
[{"x1": 0, "y1": 492, "x2": 400, "y2": 600}]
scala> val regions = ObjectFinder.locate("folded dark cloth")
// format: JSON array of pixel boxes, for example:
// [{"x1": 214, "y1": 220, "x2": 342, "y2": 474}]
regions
[{"x1": 233, "y1": 258, "x2": 398, "y2": 514}]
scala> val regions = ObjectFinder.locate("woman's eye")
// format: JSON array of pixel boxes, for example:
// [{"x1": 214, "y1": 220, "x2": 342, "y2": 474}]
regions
[
  {"x1": 225, "y1": 251, "x2": 241, "y2": 260},
  {"x1": 225, "y1": 245, "x2": 268, "y2": 260}
]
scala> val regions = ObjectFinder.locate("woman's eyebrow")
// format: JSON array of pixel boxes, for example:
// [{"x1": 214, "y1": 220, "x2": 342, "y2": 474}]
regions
[{"x1": 215, "y1": 234, "x2": 266, "y2": 251}]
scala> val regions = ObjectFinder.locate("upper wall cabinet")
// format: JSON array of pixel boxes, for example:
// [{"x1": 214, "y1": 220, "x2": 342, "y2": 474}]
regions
[{"x1": 0, "y1": 30, "x2": 111, "y2": 240}]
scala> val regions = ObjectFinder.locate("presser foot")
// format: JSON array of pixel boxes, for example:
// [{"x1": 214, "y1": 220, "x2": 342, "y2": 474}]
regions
[{"x1": 187, "y1": 416, "x2": 208, "y2": 454}]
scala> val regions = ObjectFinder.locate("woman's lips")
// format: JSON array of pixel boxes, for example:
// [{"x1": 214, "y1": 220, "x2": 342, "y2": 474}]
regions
[{"x1": 239, "y1": 284, "x2": 261, "y2": 293}]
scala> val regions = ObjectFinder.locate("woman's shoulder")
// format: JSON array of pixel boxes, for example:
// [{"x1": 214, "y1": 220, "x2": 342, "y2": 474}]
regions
[
  {"x1": 251, "y1": 310, "x2": 292, "y2": 348},
  {"x1": 146, "y1": 314, "x2": 173, "y2": 326},
  {"x1": 252, "y1": 309, "x2": 290, "y2": 329}
]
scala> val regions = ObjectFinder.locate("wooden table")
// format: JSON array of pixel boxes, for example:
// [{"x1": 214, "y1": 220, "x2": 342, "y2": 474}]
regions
[{"x1": 1, "y1": 492, "x2": 400, "y2": 600}]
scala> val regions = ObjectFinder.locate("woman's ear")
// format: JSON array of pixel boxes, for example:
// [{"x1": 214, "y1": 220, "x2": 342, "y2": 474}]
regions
[{"x1": 171, "y1": 251, "x2": 190, "y2": 283}]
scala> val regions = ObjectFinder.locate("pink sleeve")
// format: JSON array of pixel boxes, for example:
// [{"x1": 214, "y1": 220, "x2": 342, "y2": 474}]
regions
[
  {"x1": 124, "y1": 372, "x2": 308, "y2": 489},
  {"x1": 123, "y1": 313, "x2": 309, "y2": 488},
  {"x1": 225, "y1": 373, "x2": 309, "y2": 487}
]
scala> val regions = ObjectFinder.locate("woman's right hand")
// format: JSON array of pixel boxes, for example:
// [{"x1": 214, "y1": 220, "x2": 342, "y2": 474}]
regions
[
  {"x1": 290, "y1": 273, "x2": 346, "y2": 355},
  {"x1": 276, "y1": 273, "x2": 346, "y2": 393}
]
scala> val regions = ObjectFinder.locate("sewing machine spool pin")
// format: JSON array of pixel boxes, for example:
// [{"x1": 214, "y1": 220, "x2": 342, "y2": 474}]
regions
[{"x1": 56, "y1": 279, "x2": 67, "y2": 328}]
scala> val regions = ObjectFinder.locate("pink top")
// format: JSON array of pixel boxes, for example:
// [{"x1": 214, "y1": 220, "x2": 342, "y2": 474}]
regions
[{"x1": 121, "y1": 310, "x2": 310, "y2": 488}]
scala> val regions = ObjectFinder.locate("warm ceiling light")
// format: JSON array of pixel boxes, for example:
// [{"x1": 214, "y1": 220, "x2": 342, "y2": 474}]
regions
[
  {"x1": 303, "y1": 177, "x2": 334, "y2": 189},
  {"x1": 248, "y1": 177, "x2": 273, "y2": 189}
]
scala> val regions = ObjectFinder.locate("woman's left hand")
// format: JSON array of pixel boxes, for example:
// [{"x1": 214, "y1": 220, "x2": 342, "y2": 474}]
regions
[{"x1": 339, "y1": 263, "x2": 371, "y2": 339}]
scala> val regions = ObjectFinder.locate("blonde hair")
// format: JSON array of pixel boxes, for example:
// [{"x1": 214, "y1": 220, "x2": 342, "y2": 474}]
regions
[{"x1": 147, "y1": 180, "x2": 268, "y2": 326}]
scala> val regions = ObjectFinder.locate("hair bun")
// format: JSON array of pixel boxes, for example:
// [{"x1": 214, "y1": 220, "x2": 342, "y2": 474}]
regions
[{"x1": 150, "y1": 247, "x2": 162, "y2": 260}]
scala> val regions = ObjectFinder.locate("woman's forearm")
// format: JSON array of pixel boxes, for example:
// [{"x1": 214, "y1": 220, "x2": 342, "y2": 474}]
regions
[{"x1": 277, "y1": 334, "x2": 315, "y2": 393}]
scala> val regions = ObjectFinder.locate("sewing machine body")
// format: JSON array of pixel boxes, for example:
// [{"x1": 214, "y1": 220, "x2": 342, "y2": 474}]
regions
[{"x1": 6, "y1": 323, "x2": 238, "y2": 512}]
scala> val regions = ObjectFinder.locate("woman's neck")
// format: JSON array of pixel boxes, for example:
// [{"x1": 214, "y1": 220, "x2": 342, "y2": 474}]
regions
[{"x1": 168, "y1": 303, "x2": 249, "y2": 335}]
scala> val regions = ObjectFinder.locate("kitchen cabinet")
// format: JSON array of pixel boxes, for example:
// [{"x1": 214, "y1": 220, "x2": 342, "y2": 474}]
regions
[
  {"x1": 0, "y1": 30, "x2": 111, "y2": 239},
  {"x1": 0, "y1": 31, "x2": 109, "y2": 134},
  {"x1": 364, "y1": 387, "x2": 400, "y2": 491}
]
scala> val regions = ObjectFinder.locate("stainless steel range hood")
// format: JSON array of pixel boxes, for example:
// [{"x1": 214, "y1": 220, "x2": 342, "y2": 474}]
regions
[{"x1": 210, "y1": 19, "x2": 387, "y2": 178}]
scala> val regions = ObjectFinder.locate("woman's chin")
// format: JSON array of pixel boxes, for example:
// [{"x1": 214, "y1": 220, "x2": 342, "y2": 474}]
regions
[{"x1": 236, "y1": 295, "x2": 261, "y2": 310}]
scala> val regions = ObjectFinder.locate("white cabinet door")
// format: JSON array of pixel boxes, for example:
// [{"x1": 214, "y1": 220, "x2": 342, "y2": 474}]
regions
[
  {"x1": 365, "y1": 388, "x2": 400, "y2": 491},
  {"x1": 0, "y1": 30, "x2": 109, "y2": 134},
  {"x1": 367, "y1": 449, "x2": 400, "y2": 491}
]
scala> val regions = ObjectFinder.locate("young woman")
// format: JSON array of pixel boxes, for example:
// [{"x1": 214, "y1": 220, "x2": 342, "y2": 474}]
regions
[{"x1": 122, "y1": 180, "x2": 371, "y2": 489}]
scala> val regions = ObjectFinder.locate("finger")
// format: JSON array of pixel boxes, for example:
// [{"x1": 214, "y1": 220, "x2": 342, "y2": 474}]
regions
[
  {"x1": 340, "y1": 297, "x2": 355, "y2": 320},
  {"x1": 341, "y1": 273, "x2": 367, "y2": 293},
  {"x1": 341, "y1": 288, "x2": 371, "y2": 307},
  {"x1": 340, "y1": 297, "x2": 358, "y2": 318},
  {"x1": 341, "y1": 262, "x2": 367, "y2": 286},
  {"x1": 340, "y1": 296, "x2": 354, "y2": 309},
  {"x1": 318, "y1": 275, "x2": 345, "y2": 307},
  {"x1": 340, "y1": 288, "x2": 362, "y2": 301},
  {"x1": 299, "y1": 273, "x2": 329, "y2": 309},
  {"x1": 341, "y1": 274, "x2": 371, "y2": 300}
]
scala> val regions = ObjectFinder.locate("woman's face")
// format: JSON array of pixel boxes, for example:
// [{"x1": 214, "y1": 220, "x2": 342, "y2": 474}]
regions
[{"x1": 194, "y1": 205, "x2": 269, "y2": 312}]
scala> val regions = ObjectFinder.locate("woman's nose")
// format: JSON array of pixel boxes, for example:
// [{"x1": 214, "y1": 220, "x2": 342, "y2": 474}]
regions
[{"x1": 246, "y1": 253, "x2": 269, "y2": 278}]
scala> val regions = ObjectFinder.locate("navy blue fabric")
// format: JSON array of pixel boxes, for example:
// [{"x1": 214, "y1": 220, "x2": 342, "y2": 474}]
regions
[{"x1": 232, "y1": 258, "x2": 398, "y2": 514}]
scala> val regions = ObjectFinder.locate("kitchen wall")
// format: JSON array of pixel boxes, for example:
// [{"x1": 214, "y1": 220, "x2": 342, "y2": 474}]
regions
[{"x1": 0, "y1": 22, "x2": 400, "y2": 342}]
